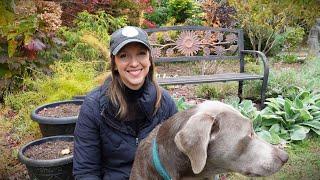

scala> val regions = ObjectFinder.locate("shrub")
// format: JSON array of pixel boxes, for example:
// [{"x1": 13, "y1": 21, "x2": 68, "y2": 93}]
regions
[
  {"x1": 273, "y1": 54, "x2": 300, "y2": 64},
  {"x1": 229, "y1": 0, "x2": 319, "y2": 55},
  {"x1": 0, "y1": 0, "x2": 63, "y2": 100},
  {"x1": 57, "y1": 11, "x2": 127, "y2": 63},
  {"x1": 202, "y1": 0, "x2": 236, "y2": 28},
  {"x1": 143, "y1": 0, "x2": 169, "y2": 26},
  {"x1": 195, "y1": 83, "x2": 237, "y2": 100},
  {"x1": 143, "y1": 0, "x2": 203, "y2": 26},
  {"x1": 282, "y1": 26, "x2": 305, "y2": 52},
  {"x1": 229, "y1": 0, "x2": 287, "y2": 55}
]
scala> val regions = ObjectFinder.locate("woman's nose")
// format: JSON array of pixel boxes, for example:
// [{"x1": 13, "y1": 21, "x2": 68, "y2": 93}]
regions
[{"x1": 129, "y1": 56, "x2": 139, "y2": 66}]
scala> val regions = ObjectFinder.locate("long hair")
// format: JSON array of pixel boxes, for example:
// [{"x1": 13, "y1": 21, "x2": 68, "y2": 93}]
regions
[{"x1": 107, "y1": 52, "x2": 162, "y2": 120}]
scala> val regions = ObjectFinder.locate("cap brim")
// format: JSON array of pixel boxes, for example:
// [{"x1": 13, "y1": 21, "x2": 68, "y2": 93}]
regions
[{"x1": 112, "y1": 39, "x2": 151, "y2": 55}]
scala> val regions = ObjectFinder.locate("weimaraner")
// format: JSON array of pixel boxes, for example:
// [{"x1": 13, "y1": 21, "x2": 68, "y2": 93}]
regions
[{"x1": 130, "y1": 101, "x2": 288, "y2": 179}]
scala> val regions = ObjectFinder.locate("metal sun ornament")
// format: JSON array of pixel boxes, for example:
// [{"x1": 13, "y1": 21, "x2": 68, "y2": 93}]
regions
[
  {"x1": 175, "y1": 31, "x2": 201, "y2": 56},
  {"x1": 226, "y1": 33, "x2": 238, "y2": 43},
  {"x1": 151, "y1": 47, "x2": 161, "y2": 58}
]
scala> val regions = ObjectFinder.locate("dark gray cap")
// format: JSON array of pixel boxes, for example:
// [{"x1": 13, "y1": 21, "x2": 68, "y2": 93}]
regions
[{"x1": 110, "y1": 26, "x2": 151, "y2": 55}]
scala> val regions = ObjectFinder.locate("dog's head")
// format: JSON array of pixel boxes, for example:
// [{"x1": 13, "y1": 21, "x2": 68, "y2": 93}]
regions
[{"x1": 174, "y1": 101, "x2": 288, "y2": 177}]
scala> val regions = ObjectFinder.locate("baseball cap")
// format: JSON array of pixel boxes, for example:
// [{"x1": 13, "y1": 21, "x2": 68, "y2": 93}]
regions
[{"x1": 110, "y1": 26, "x2": 151, "y2": 56}]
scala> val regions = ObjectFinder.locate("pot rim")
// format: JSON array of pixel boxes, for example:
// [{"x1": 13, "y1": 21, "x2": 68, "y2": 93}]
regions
[
  {"x1": 18, "y1": 135, "x2": 74, "y2": 167},
  {"x1": 31, "y1": 100, "x2": 83, "y2": 124}
]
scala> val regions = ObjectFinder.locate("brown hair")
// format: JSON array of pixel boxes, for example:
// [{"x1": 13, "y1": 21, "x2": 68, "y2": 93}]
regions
[{"x1": 107, "y1": 52, "x2": 162, "y2": 120}]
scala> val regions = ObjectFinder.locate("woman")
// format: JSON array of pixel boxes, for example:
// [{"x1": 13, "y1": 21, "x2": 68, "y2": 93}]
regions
[{"x1": 73, "y1": 26, "x2": 178, "y2": 179}]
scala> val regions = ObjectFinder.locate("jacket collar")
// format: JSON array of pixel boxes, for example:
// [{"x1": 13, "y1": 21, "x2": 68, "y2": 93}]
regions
[{"x1": 99, "y1": 77, "x2": 157, "y2": 135}]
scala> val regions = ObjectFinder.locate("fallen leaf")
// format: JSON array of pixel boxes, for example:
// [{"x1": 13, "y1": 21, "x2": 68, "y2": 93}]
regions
[{"x1": 61, "y1": 148, "x2": 70, "y2": 155}]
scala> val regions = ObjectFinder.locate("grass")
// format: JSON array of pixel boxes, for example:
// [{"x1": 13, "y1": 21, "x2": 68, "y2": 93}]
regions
[{"x1": 228, "y1": 135, "x2": 320, "y2": 180}]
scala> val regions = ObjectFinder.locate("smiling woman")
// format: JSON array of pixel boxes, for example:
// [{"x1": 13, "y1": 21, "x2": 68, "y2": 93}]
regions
[
  {"x1": 114, "y1": 43, "x2": 151, "y2": 90},
  {"x1": 73, "y1": 26, "x2": 178, "y2": 180}
]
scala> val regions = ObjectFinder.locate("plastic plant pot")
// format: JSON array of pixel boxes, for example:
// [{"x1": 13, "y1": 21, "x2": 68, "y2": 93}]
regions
[
  {"x1": 31, "y1": 100, "x2": 83, "y2": 137},
  {"x1": 72, "y1": 95, "x2": 86, "y2": 100},
  {"x1": 18, "y1": 135, "x2": 74, "y2": 180}
]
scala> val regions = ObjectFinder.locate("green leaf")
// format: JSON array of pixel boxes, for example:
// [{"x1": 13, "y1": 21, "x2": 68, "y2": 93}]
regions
[
  {"x1": 265, "y1": 101, "x2": 280, "y2": 111},
  {"x1": 261, "y1": 115, "x2": 283, "y2": 126},
  {"x1": 294, "y1": 97, "x2": 303, "y2": 109},
  {"x1": 284, "y1": 99, "x2": 294, "y2": 119},
  {"x1": 312, "y1": 94, "x2": 320, "y2": 102},
  {"x1": 269, "y1": 123, "x2": 280, "y2": 133},
  {"x1": 290, "y1": 125, "x2": 309, "y2": 141},
  {"x1": 279, "y1": 129, "x2": 290, "y2": 140},
  {"x1": 311, "y1": 128, "x2": 320, "y2": 135},
  {"x1": 299, "y1": 109, "x2": 313, "y2": 121},
  {"x1": 300, "y1": 120, "x2": 320, "y2": 130},
  {"x1": 298, "y1": 91, "x2": 311, "y2": 103},
  {"x1": 311, "y1": 111, "x2": 320, "y2": 118},
  {"x1": 253, "y1": 114, "x2": 262, "y2": 128},
  {"x1": 257, "y1": 130, "x2": 273, "y2": 143},
  {"x1": 270, "y1": 131, "x2": 281, "y2": 144}
]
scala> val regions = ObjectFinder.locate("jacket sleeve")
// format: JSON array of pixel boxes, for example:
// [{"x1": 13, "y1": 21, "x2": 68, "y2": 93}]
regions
[
  {"x1": 73, "y1": 97, "x2": 102, "y2": 180},
  {"x1": 168, "y1": 95, "x2": 178, "y2": 117},
  {"x1": 162, "y1": 89, "x2": 178, "y2": 118}
]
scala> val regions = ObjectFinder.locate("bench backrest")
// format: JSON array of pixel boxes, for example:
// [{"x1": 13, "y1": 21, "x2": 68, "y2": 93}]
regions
[{"x1": 144, "y1": 26, "x2": 244, "y2": 63}]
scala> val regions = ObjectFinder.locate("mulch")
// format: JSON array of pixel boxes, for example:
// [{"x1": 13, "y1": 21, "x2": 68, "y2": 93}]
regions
[
  {"x1": 37, "y1": 104, "x2": 81, "y2": 118},
  {"x1": 24, "y1": 140, "x2": 74, "y2": 160}
]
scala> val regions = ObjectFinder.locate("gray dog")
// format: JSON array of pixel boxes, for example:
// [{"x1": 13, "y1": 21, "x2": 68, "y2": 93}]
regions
[{"x1": 130, "y1": 101, "x2": 288, "y2": 180}]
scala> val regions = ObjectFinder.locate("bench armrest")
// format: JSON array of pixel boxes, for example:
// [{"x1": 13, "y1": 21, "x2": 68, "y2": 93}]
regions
[{"x1": 240, "y1": 50, "x2": 269, "y2": 78}]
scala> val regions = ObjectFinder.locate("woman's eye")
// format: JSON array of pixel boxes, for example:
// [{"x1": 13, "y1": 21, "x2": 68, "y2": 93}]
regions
[
  {"x1": 138, "y1": 51, "x2": 147, "y2": 56},
  {"x1": 119, "y1": 54, "x2": 127, "y2": 58}
]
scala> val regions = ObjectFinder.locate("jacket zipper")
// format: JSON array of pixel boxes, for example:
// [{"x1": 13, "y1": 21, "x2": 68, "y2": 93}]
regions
[{"x1": 135, "y1": 137, "x2": 139, "y2": 146}]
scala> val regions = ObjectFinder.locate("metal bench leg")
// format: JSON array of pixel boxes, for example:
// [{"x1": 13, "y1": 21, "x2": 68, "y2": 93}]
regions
[
  {"x1": 238, "y1": 80, "x2": 243, "y2": 102},
  {"x1": 260, "y1": 76, "x2": 268, "y2": 108}
]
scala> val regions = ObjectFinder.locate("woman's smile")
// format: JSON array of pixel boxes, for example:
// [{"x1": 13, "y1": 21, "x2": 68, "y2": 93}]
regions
[{"x1": 127, "y1": 69, "x2": 142, "y2": 76}]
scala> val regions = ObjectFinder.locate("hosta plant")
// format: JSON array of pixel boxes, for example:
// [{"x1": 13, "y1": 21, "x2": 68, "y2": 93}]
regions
[
  {"x1": 174, "y1": 97, "x2": 193, "y2": 112},
  {"x1": 233, "y1": 89, "x2": 320, "y2": 144}
]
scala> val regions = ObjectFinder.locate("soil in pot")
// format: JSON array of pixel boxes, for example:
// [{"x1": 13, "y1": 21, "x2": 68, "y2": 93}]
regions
[
  {"x1": 37, "y1": 103, "x2": 81, "y2": 118},
  {"x1": 32, "y1": 100, "x2": 83, "y2": 137},
  {"x1": 19, "y1": 136, "x2": 74, "y2": 180},
  {"x1": 24, "y1": 140, "x2": 74, "y2": 160}
]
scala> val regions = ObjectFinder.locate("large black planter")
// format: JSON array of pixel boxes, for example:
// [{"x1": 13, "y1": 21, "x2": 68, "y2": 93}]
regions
[
  {"x1": 31, "y1": 100, "x2": 83, "y2": 137},
  {"x1": 72, "y1": 95, "x2": 86, "y2": 100},
  {"x1": 18, "y1": 135, "x2": 74, "y2": 180}
]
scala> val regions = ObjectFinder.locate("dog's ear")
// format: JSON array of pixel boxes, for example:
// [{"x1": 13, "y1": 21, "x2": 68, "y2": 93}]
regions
[{"x1": 174, "y1": 112, "x2": 219, "y2": 174}]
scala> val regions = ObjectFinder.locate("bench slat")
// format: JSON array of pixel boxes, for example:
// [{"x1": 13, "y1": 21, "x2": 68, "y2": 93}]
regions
[{"x1": 157, "y1": 73, "x2": 263, "y2": 85}]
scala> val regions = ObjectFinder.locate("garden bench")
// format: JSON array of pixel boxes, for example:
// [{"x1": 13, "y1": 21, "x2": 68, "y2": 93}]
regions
[{"x1": 144, "y1": 26, "x2": 269, "y2": 106}]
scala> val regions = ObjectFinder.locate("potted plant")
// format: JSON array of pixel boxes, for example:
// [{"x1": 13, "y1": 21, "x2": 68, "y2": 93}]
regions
[
  {"x1": 18, "y1": 135, "x2": 74, "y2": 180},
  {"x1": 31, "y1": 100, "x2": 83, "y2": 137}
]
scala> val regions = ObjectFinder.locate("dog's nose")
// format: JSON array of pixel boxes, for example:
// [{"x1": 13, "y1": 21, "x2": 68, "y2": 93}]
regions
[{"x1": 278, "y1": 150, "x2": 289, "y2": 163}]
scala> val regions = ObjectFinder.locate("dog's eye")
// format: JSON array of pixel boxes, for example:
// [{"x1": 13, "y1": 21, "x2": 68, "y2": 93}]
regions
[{"x1": 248, "y1": 131, "x2": 255, "y2": 138}]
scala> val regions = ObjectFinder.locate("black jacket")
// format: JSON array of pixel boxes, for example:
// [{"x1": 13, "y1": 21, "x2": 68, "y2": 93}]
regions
[{"x1": 73, "y1": 79, "x2": 178, "y2": 179}]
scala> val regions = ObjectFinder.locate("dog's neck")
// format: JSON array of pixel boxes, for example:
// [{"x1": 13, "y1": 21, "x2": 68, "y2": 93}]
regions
[{"x1": 155, "y1": 108, "x2": 197, "y2": 179}]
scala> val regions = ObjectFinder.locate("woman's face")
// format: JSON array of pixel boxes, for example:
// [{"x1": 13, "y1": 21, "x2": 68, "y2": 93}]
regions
[{"x1": 114, "y1": 42, "x2": 151, "y2": 90}]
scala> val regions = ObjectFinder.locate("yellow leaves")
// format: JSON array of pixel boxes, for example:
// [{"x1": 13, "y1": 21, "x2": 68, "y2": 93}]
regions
[
  {"x1": 0, "y1": 5, "x2": 14, "y2": 26},
  {"x1": 80, "y1": 33, "x2": 110, "y2": 61},
  {"x1": 8, "y1": 40, "x2": 18, "y2": 57}
]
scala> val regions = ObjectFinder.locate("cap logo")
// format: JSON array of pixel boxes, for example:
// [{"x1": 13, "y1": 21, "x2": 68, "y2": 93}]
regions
[{"x1": 121, "y1": 27, "x2": 139, "y2": 37}]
